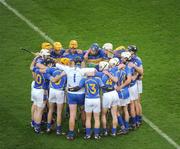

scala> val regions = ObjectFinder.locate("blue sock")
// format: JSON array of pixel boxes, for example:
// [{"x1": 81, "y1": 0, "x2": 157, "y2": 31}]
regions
[
  {"x1": 47, "y1": 123, "x2": 51, "y2": 129},
  {"x1": 94, "y1": 128, "x2": 100, "y2": 135},
  {"x1": 31, "y1": 120, "x2": 35, "y2": 126},
  {"x1": 86, "y1": 128, "x2": 91, "y2": 136},
  {"x1": 118, "y1": 116, "x2": 124, "y2": 126},
  {"x1": 56, "y1": 125, "x2": 62, "y2": 131},
  {"x1": 124, "y1": 121, "x2": 129, "y2": 130},
  {"x1": 132, "y1": 117, "x2": 136, "y2": 125},
  {"x1": 139, "y1": 115, "x2": 142, "y2": 122},
  {"x1": 103, "y1": 128, "x2": 108, "y2": 132},
  {"x1": 36, "y1": 123, "x2": 41, "y2": 132},
  {"x1": 136, "y1": 115, "x2": 140, "y2": 123},
  {"x1": 111, "y1": 128, "x2": 116, "y2": 134}
]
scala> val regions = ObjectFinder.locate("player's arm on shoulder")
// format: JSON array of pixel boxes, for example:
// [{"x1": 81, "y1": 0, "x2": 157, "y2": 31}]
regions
[
  {"x1": 103, "y1": 70, "x2": 118, "y2": 83},
  {"x1": 134, "y1": 65, "x2": 143, "y2": 75},
  {"x1": 50, "y1": 71, "x2": 66, "y2": 83},
  {"x1": 116, "y1": 74, "x2": 131, "y2": 91},
  {"x1": 84, "y1": 49, "x2": 90, "y2": 60},
  {"x1": 128, "y1": 62, "x2": 144, "y2": 75},
  {"x1": 131, "y1": 72, "x2": 138, "y2": 81}
]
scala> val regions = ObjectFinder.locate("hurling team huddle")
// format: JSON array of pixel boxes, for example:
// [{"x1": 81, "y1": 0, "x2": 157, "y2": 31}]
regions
[{"x1": 30, "y1": 40, "x2": 144, "y2": 140}]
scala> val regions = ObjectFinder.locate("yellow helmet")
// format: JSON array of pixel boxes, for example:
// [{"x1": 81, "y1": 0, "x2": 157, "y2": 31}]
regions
[
  {"x1": 41, "y1": 42, "x2": 52, "y2": 50},
  {"x1": 115, "y1": 46, "x2": 126, "y2": 51},
  {"x1": 60, "y1": 58, "x2": 70, "y2": 65},
  {"x1": 69, "y1": 40, "x2": 78, "y2": 49},
  {"x1": 53, "y1": 42, "x2": 62, "y2": 51}
]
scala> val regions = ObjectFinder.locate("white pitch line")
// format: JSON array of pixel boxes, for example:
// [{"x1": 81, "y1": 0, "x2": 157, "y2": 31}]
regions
[
  {"x1": 1, "y1": 0, "x2": 180, "y2": 148},
  {"x1": 0, "y1": 0, "x2": 54, "y2": 43},
  {"x1": 143, "y1": 115, "x2": 180, "y2": 149}
]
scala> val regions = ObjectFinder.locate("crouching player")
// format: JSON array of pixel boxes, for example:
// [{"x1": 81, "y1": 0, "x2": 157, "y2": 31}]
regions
[
  {"x1": 45, "y1": 67, "x2": 67, "y2": 135},
  {"x1": 69, "y1": 76, "x2": 104, "y2": 139}
]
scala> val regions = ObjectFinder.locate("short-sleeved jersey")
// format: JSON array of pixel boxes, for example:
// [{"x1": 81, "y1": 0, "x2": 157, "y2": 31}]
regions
[
  {"x1": 95, "y1": 66, "x2": 119, "y2": 93},
  {"x1": 32, "y1": 67, "x2": 50, "y2": 89},
  {"x1": 50, "y1": 49, "x2": 65, "y2": 59},
  {"x1": 56, "y1": 63, "x2": 96, "y2": 94},
  {"x1": 79, "y1": 77, "x2": 104, "y2": 98},
  {"x1": 46, "y1": 67, "x2": 67, "y2": 90}
]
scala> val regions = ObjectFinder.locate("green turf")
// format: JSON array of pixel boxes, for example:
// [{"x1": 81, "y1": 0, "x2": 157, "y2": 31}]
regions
[{"x1": 0, "y1": 0, "x2": 180, "y2": 148}]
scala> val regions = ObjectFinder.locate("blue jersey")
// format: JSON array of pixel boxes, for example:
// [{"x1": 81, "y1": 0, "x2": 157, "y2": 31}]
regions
[
  {"x1": 86, "y1": 49, "x2": 107, "y2": 68},
  {"x1": 79, "y1": 77, "x2": 104, "y2": 98},
  {"x1": 63, "y1": 50, "x2": 84, "y2": 61},
  {"x1": 50, "y1": 49, "x2": 65, "y2": 59},
  {"x1": 95, "y1": 67, "x2": 119, "y2": 93},
  {"x1": 117, "y1": 67, "x2": 131, "y2": 99},
  {"x1": 47, "y1": 67, "x2": 67, "y2": 90},
  {"x1": 131, "y1": 55, "x2": 143, "y2": 80},
  {"x1": 88, "y1": 49, "x2": 106, "y2": 60},
  {"x1": 32, "y1": 67, "x2": 50, "y2": 89}
]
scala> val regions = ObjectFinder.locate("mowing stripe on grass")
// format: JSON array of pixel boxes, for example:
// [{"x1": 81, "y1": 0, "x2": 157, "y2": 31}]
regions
[
  {"x1": 1, "y1": 0, "x2": 179, "y2": 148},
  {"x1": 143, "y1": 115, "x2": 180, "y2": 149},
  {"x1": 0, "y1": 0, "x2": 54, "y2": 43}
]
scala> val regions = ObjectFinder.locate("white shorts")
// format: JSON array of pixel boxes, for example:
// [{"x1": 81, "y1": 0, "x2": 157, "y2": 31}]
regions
[
  {"x1": 137, "y1": 80, "x2": 143, "y2": 94},
  {"x1": 85, "y1": 98, "x2": 101, "y2": 113},
  {"x1": 102, "y1": 90, "x2": 119, "y2": 108},
  {"x1": 31, "y1": 87, "x2": 45, "y2": 108},
  {"x1": 128, "y1": 83, "x2": 138, "y2": 101},
  {"x1": 31, "y1": 81, "x2": 35, "y2": 102},
  {"x1": 118, "y1": 98, "x2": 130, "y2": 107},
  {"x1": 49, "y1": 88, "x2": 65, "y2": 104}
]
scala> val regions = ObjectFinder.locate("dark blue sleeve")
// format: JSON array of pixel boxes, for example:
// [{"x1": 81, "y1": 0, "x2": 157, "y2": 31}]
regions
[{"x1": 99, "y1": 49, "x2": 106, "y2": 58}]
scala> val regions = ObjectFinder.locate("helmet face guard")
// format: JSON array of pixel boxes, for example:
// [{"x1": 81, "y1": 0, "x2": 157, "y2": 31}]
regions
[
  {"x1": 127, "y1": 45, "x2": 138, "y2": 53},
  {"x1": 73, "y1": 56, "x2": 83, "y2": 66},
  {"x1": 99, "y1": 61, "x2": 109, "y2": 71},
  {"x1": 109, "y1": 58, "x2": 119, "y2": 67},
  {"x1": 121, "y1": 51, "x2": 132, "y2": 63},
  {"x1": 90, "y1": 43, "x2": 99, "y2": 55}
]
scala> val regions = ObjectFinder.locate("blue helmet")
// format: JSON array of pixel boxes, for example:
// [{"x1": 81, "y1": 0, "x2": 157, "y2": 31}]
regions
[
  {"x1": 90, "y1": 43, "x2": 99, "y2": 54},
  {"x1": 73, "y1": 56, "x2": 83, "y2": 64}
]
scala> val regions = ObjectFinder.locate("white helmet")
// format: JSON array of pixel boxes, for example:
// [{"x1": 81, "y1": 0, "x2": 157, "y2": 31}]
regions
[
  {"x1": 121, "y1": 51, "x2": 131, "y2": 60},
  {"x1": 102, "y1": 43, "x2": 113, "y2": 50},
  {"x1": 109, "y1": 58, "x2": 119, "y2": 67},
  {"x1": 99, "y1": 61, "x2": 109, "y2": 71},
  {"x1": 40, "y1": 49, "x2": 50, "y2": 57}
]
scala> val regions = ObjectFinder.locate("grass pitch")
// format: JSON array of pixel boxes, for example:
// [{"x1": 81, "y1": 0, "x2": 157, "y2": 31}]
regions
[{"x1": 0, "y1": 0, "x2": 179, "y2": 149}]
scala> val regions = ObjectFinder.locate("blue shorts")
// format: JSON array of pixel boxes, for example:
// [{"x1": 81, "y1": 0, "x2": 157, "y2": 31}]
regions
[
  {"x1": 118, "y1": 88, "x2": 129, "y2": 99},
  {"x1": 67, "y1": 93, "x2": 85, "y2": 105}
]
